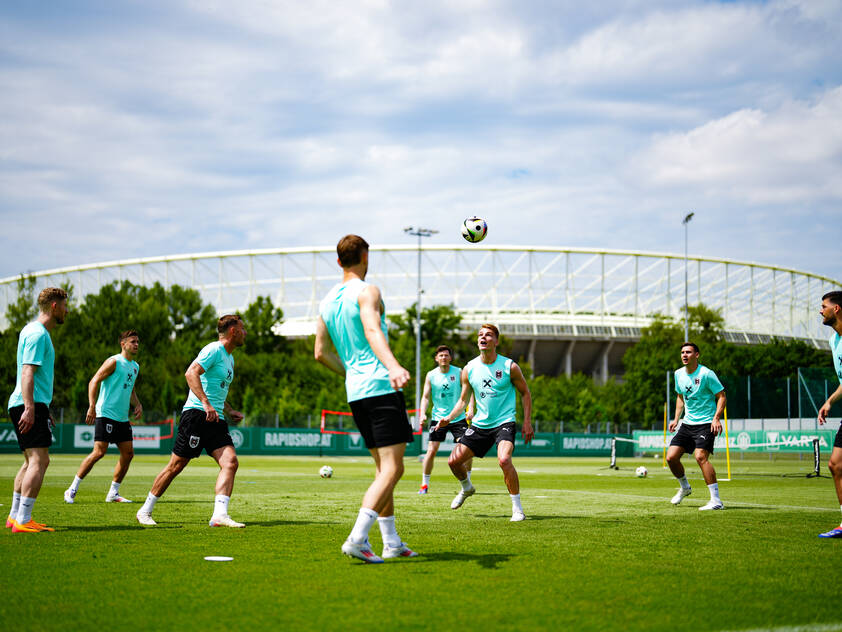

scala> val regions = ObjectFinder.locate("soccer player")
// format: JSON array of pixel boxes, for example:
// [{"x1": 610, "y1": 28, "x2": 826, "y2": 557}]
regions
[
  {"x1": 817, "y1": 290, "x2": 842, "y2": 538},
  {"x1": 135, "y1": 315, "x2": 246, "y2": 527},
  {"x1": 418, "y1": 345, "x2": 474, "y2": 494},
  {"x1": 6, "y1": 287, "x2": 68, "y2": 533},
  {"x1": 434, "y1": 324, "x2": 534, "y2": 521},
  {"x1": 666, "y1": 342, "x2": 726, "y2": 511},
  {"x1": 64, "y1": 330, "x2": 142, "y2": 504},
  {"x1": 314, "y1": 234, "x2": 417, "y2": 563}
]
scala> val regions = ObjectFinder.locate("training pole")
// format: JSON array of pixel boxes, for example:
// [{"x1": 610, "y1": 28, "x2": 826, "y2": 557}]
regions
[
  {"x1": 722, "y1": 406, "x2": 732, "y2": 481},
  {"x1": 662, "y1": 402, "x2": 668, "y2": 468}
]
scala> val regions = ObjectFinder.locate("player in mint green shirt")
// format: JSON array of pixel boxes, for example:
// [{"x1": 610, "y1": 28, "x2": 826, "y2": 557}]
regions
[
  {"x1": 666, "y1": 342, "x2": 727, "y2": 511},
  {"x1": 418, "y1": 345, "x2": 475, "y2": 494},
  {"x1": 64, "y1": 330, "x2": 142, "y2": 505},
  {"x1": 435, "y1": 324, "x2": 534, "y2": 521},
  {"x1": 818, "y1": 291, "x2": 842, "y2": 538},
  {"x1": 315, "y1": 234, "x2": 416, "y2": 563},
  {"x1": 6, "y1": 287, "x2": 68, "y2": 533}
]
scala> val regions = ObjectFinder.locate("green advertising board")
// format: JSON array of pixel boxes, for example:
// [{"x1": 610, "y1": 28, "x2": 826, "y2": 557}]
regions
[{"x1": 632, "y1": 429, "x2": 835, "y2": 453}]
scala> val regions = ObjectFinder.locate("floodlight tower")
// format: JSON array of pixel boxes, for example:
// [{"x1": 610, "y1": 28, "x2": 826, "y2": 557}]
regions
[
  {"x1": 683, "y1": 212, "x2": 695, "y2": 341},
  {"x1": 403, "y1": 226, "x2": 438, "y2": 429}
]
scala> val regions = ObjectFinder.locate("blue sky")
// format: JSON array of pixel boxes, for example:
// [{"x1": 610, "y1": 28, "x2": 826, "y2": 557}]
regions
[{"x1": 1, "y1": 0, "x2": 841, "y2": 283}]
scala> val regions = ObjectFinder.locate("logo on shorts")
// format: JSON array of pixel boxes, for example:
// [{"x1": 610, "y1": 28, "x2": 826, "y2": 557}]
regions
[
  {"x1": 105, "y1": 423, "x2": 113, "y2": 434},
  {"x1": 189, "y1": 435, "x2": 200, "y2": 449},
  {"x1": 465, "y1": 428, "x2": 474, "y2": 436},
  {"x1": 496, "y1": 370, "x2": 502, "y2": 379}
]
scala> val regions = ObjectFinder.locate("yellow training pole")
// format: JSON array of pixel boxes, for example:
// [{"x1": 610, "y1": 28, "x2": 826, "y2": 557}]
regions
[
  {"x1": 662, "y1": 402, "x2": 668, "y2": 468},
  {"x1": 722, "y1": 406, "x2": 732, "y2": 481}
]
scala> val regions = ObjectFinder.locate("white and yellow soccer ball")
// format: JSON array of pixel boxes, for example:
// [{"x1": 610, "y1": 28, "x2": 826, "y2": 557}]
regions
[
  {"x1": 461, "y1": 216, "x2": 488, "y2": 243},
  {"x1": 319, "y1": 465, "x2": 333, "y2": 478},
  {"x1": 635, "y1": 466, "x2": 648, "y2": 478}
]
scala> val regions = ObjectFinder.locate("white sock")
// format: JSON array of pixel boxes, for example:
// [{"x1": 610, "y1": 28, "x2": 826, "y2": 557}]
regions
[
  {"x1": 422, "y1": 474, "x2": 431, "y2": 487},
  {"x1": 708, "y1": 483, "x2": 720, "y2": 501},
  {"x1": 377, "y1": 515, "x2": 402, "y2": 548},
  {"x1": 459, "y1": 477, "x2": 472, "y2": 492},
  {"x1": 9, "y1": 491, "x2": 21, "y2": 520},
  {"x1": 16, "y1": 496, "x2": 35, "y2": 525},
  {"x1": 212, "y1": 494, "x2": 230, "y2": 518},
  {"x1": 139, "y1": 492, "x2": 158, "y2": 515},
  {"x1": 511, "y1": 493, "x2": 523, "y2": 513},
  {"x1": 466, "y1": 470, "x2": 472, "y2": 484},
  {"x1": 70, "y1": 475, "x2": 83, "y2": 493},
  {"x1": 678, "y1": 476, "x2": 690, "y2": 490},
  {"x1": 349, "y1": 507, "x2": 379, "y2": 544},
  {"x1": 108, "y1": 481, "x2": 120, "y2": 497}
]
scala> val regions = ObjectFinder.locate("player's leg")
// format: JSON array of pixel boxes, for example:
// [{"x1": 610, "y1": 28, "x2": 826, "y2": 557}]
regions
[
  {"x1": 695, "y1": 448, "x2": 723, "y2": 510},
  {"x1": 136, "y1": 453, "x2": 190, "y2": 525},
  {"x1": 420, "y1": 440, "x2": 440, "y2": 493},
  {"x1": 666, "y1": 429, "x2": 693, "y2": 504},
  {"x1": 497, "y1": 439, "x2": 525, "y2": 521},
  {"x1": 13, "y1": 447, "x2": 54, "y2": 532},
  {"x1": 819, "y1": 446, "x2": 842, "y2": 537},
  {"x1": 7, "y1": 459, "x2": 27, "y2": 527},
  {"x1": 105, "y1": 440, "x2": 134, "y2": 503},
  {"x1": 208, "y1": 444, "x2": 244, "y2": 527},
  {"x1": 361, "y1": 442, "x2": 405, "y2": 514},
  {"x1": 448, "y1": 443, "x2": 477, "y2": 509},
  {"x1": 65, "y1": 441, "x2": 107, "y2": 503},
  {"x1": 369, "y1": 443, "x2": 417, "y2": 559}
]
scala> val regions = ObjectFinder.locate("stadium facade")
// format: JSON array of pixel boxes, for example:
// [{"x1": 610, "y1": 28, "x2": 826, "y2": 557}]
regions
[{"x1": 1, "y1": 246, "x2": 837, "y2": 380}]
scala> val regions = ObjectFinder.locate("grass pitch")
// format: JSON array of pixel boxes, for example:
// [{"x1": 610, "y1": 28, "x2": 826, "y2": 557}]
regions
[{"x1": 1, "y1": 453, "x2": 841, "y2": 632}]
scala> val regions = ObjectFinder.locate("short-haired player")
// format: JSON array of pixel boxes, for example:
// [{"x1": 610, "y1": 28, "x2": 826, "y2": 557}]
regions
[
  {"x1": 434, "y1": 324, "x2": 534, "y2": 521},
  {"x1": 817, "y1": 291, "x2": 842, "y2": 538},
  {"x1": 64, "y1": 330, "x2": 142, "y2": 504},
  {"x1": 135, "y1": 315, "x2": 246, "y2": 527},
  {"x1": 666, "y1": 342, "x2": 726, "y2": 510},
  {"x1": 418, "y1": 345, "x2": 474, "y2": 494},
  {"x1": 6, "y1": 287, "x2": 68, "y2": 533}
]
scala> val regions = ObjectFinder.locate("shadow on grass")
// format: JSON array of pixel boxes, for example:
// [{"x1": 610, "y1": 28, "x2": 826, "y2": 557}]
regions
[
  {"x1": 247, "y1": 519, "x2": 336, "y2": 527},
  {"x1": 62, "y1": 524, "x2": 183, "y2": 531},
  {"x1": 413, "y1": 551, "x2": 514, "y2": 569},
  {"x1": 471, "y1": 513, "x2": 587, "y2": 522}
]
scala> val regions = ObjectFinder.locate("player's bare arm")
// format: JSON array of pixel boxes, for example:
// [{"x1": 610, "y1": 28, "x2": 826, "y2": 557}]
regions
[
  {"x1": 711, "y1": 390, "x2": 726, "y2": 435},
  {"x1": 185, "y1": 361, "x2": 218, "y2": 422},
  {"x1": 358, "y1": 284, "x2": 409, "y2": 390},
  {"x1": 419, "y1": 374, "x2": 432, "y2": 426},
  {"x1": 466, "y1": 393, "x2": 476, "y2": 422},
  {"x1": 669, "y1": 394, "x2": 684, "y2": 432},
  {"x1": 435, "y1": 368, "x2": 471, "y2": 431},
  {"x1": 18, "y1": 364, "x2": 37, "y2": 434},
  {"x1": 86, "y1": 357, "x2": 117, "y2": 425},
  {"x1": 223, "y1": 401, "x2": 243, "y2": 424},
  {"x1": 314, "y1": 316, "x2": 346, "y2": 376},
  {"x1": 130, "y1": 388, "x2": 143, "y2": 420},
  {"x1": 819, "y1": 384, "x2": 842, "y2": 424},
  {"x1": 511, "y1": 363, "x2": 534, "y2": 444}
]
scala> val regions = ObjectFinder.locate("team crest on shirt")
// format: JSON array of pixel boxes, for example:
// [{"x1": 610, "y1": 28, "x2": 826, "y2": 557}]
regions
[
  {"x1": 496, "y1": 370, "x2": 502, "y2": 379},
  {"x1": 106, "y1": 423, "x2": 113, "y2": 434},
  {"x1": 695, "y1": 378, "x2": 700, "y2": 385},
  {"x1": 189, "y1": 435, "x2": 200, "y2": 449},
  {"x1": 450, "y1": 375, "x2": 456, "y2": 381}
]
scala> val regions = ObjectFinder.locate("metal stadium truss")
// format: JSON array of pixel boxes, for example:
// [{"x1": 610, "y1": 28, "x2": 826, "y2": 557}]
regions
[{"x1": 1, "y1": 246, "x2": 837, "y2": 377}]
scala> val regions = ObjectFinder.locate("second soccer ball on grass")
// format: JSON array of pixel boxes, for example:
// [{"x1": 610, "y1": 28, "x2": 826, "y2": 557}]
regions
[
  {"x1": 635, "y1": 466, "x2": 648, "y2": 478},
  {"x1": 319, "y1": 465, "x2": 333, "y2": 478}
]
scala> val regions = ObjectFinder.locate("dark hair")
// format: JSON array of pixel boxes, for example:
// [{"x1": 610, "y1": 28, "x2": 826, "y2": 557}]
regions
[
  {"x1": 479, "y1": 323, "x2": 500, "y2": 338},
  {"x1": 681, "y1": 341, "x2": 700, "y2": 353},
  {"x1": 434, "y1": 345, "x2": 452, "y2": 358},
  {"x1": 336, "y1": 235, "x2": 369, "y2": 268},
  {"x1": 217, "y1": 314, "x2": 242, "y2": 335},
  {"x1": 37, "y1": 287, "x2": 68, "y2": 312},
  {"x1": 119, "y1": 330, "x2": 139, "y2": 343},
  {"x1": 822, "y1": 291, "x2": 842, "y2": 308}
]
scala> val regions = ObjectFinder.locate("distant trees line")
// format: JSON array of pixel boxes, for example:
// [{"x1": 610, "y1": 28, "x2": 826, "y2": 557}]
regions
[{"x1": 0, "y1": 278, "x2": 831, "y2": 429}]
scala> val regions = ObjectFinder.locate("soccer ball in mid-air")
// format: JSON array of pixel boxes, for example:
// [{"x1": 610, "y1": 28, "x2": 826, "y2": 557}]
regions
[
  {"x1": 635, "y1": 466, "x2": 648, "y2": 478},
  {"x1": 319, "y1": 465, "x2": 333, "y2": 478},
  {"x1": 461, "y1": 216, "x2": 488, "y2": 243}
]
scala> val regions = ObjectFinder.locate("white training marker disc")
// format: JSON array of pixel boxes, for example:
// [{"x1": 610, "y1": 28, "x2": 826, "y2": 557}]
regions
[{"x1": 204, "y1": 556, "x2": 234, "y2": 562}]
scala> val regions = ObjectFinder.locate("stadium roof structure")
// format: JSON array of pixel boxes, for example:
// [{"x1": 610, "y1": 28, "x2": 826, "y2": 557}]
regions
[{"x1": 1, "y1": 246, "x2": 837, "y2": 379}]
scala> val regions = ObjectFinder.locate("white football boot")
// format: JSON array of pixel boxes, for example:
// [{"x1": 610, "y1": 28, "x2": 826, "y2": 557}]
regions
[
  {"x1": 670, "y1": 487, "x2": 692, "y2": 505},
  {"x1": 450, "y1": 486, "x2": 476, "y2": 510}
]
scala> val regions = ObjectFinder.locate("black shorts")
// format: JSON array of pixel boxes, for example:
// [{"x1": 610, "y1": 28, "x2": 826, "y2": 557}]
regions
[
  {"x1": 457, "y1": 422, "x2": 516, "y2": 458},
  {"x1": 834, "y1": 423, "x2": 842, "y2": 449},
  {"x1": 9, "y1": 403, "x2": 52, "y2": 451},
  {"x1": 94, "y1": 417, "x2": 133, "y2": 444},
  {"x1": 172, "y1": 408, "x2": 235, "y2": 459},
  {"x1": 429, "y1": 419, "x2": 469, "y2": 443},
  {"x1": 349, "y1": 391, "x2": 414, "y2": 450},
  {"x1": 670, "y1": 422, "x2": 715, "y2": 454}
]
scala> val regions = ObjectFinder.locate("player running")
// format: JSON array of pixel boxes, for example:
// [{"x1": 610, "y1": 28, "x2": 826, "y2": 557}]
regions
[
  {"x1": 135, "y1": 315, "x2": 246, "y2": 527},
  {"x1": 315, "y1": 234, "x2": 417, "y2": 563},
  {"x1": 817, "y1": 291, "x2": 842, "y2": 538},
  {"x1": 418, "y1": 345, "x2": 474, "y2": 494},
  {"x1": 6, "y1": 287, "x2": 68, "y2": 533},
  {"x1": 666, "y1": 342, "x2": 727, "y2": 511},
  {"x1": 64, "y1": 330, "x2": 142, "y2": 504},
  {"x1": 435, "y1": 324, "x2": 533, "y2": 521}
]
